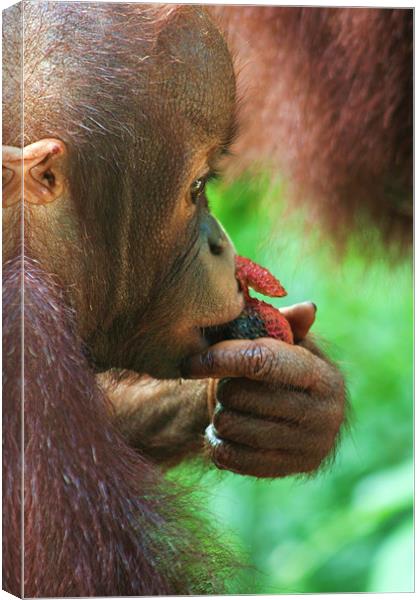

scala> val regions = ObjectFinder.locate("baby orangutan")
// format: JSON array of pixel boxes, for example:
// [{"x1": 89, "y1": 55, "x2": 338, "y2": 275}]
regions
[{"x1": 3, "y1": 2, "x2": 345, "y2": 596}]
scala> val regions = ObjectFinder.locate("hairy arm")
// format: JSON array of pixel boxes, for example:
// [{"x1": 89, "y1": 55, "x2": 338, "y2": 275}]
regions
[{"x1": 100, "y1": 375, "x2": 209, "y2": 468}]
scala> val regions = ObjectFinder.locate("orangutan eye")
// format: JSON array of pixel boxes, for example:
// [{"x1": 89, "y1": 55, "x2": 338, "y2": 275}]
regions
[{"x1": 190, "y1": 177, "x2": 206, "y2": 204}]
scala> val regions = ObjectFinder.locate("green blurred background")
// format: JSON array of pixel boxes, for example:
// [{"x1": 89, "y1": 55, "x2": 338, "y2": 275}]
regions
[{"x1": 171, "y1": 175, "x2": 413, "y2": 594}]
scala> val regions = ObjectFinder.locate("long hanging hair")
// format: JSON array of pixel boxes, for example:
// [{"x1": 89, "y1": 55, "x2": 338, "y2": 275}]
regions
[{"x1": 212, "y1": 6, "x2": 413, "y2": 245}]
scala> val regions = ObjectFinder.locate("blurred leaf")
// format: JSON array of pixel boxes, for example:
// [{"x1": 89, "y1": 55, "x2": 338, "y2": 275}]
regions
[
  {"x1": 351, "y1": 460, "x2": 413, "y2": 519},
  {"x1": 367, "y1": 517, "x2": 414, "y2": 592}
]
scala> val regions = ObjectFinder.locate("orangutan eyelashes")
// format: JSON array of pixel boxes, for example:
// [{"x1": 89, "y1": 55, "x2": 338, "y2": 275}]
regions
[
  {"x1": 190, "y1": 166, "x2": 221, "y2": 206},
  {"x1": 190, "y1": 176, "x2": 207, "y2": 204}
]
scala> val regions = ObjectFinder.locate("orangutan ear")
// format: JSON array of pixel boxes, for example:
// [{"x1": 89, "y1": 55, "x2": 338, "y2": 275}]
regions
[{"x1": 2, "y1": 139, "x2": 67, "y2": 206}]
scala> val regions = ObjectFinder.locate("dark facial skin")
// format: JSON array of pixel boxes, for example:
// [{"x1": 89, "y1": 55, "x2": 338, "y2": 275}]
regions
[
  {"x1": 97, "y1": 9, "x2": 244, "y2": 377},
  {"x1": 17, "y1": 6, "x2": 243, "y2": 379}
]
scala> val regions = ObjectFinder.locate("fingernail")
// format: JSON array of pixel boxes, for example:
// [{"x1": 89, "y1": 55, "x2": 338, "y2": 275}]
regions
[{"x1": 311, "y1": 302, "x2": 317, "y2": 313}]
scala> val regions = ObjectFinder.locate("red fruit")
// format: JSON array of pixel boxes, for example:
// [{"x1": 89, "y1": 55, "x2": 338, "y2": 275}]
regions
[
  {"x1": 234, "y1": 256, "x2": 293, "y2": 344},
  {"x1": 235, "y1": 255, "x2": 288, "y2": 300}
]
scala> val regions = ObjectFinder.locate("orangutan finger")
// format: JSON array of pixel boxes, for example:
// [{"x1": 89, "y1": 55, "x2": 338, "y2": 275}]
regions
[
  {"x1": 205, "y1": 424, "x2": 324, "y2": 478},
  {"x1": 183, "y1": 338, "x2": 333, "y2": 393},
  {"x1": 280, "y1": 301, "x2": 317, "y2": 342},
  {"x1": 212, "y1": 406, "x2": 329, "y2": 452},
  {"x1": 216, "y1": 378, "x2": 342, "y2": 432}
]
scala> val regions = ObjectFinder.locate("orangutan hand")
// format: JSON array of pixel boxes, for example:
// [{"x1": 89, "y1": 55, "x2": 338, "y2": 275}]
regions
[{"x1": 181, "y1": 303, "x2": 346, "y2": 478}]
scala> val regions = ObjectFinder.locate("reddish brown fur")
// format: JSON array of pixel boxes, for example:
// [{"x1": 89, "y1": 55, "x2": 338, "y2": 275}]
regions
[
  {"x1": 212, "y1": 7, "x2": 413, "y2": 244},
  {"x1": 3, "y1": 257, "x2": 232, "y2": 596},
  {"x1": 2, "y1": 258, "x2": 23, "y2": 597}
]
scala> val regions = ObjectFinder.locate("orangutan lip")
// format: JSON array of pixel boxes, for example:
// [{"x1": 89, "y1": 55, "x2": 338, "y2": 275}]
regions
[
  {"x1": 199, "y1": 290, "x2": 245, "y2": 341},
  {"x1": 200, "y1": 291, "x2": 244, "y2": 331}
]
